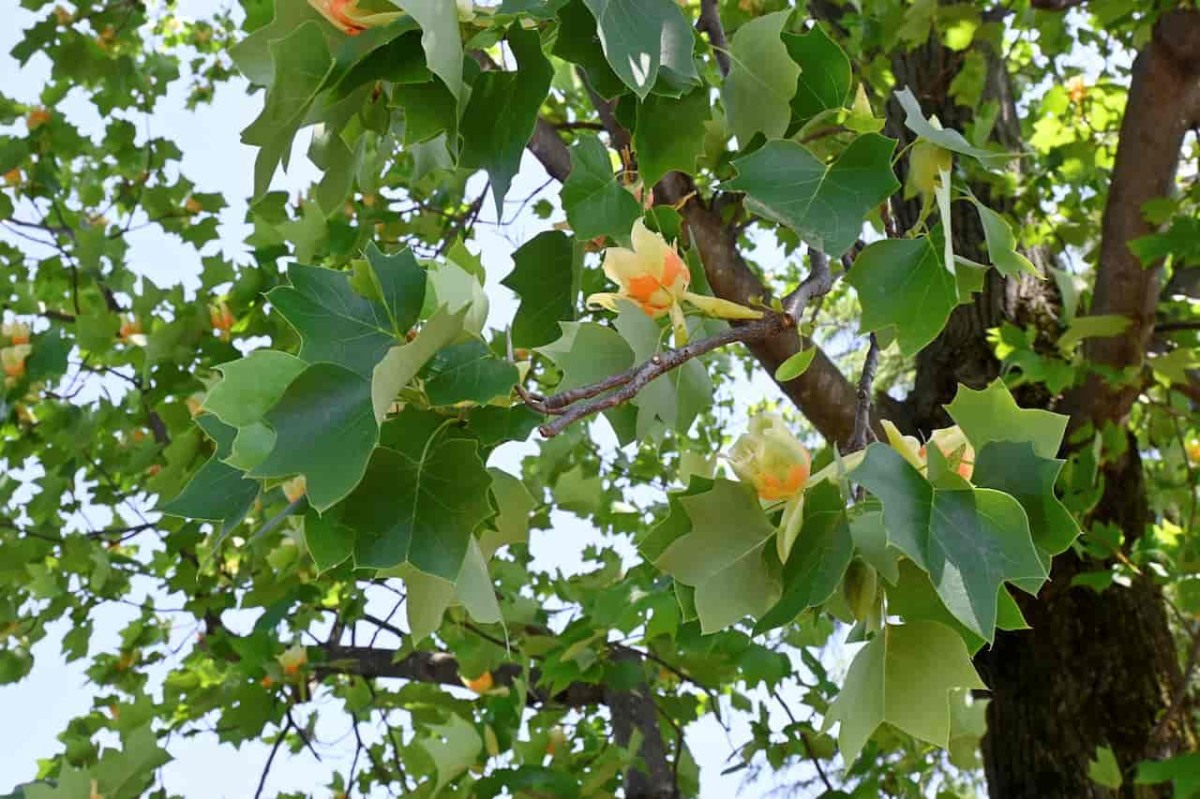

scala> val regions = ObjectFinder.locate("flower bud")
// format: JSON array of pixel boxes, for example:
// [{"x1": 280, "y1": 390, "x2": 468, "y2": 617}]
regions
[
  {"x1": 1, "y1": 344, "x2": 31, "y2": 378},
  {"x1": 727, "y1": 413, "x2": 811, "y2": 502},
  {"x1": 2, "y1": 321, "x2": 31, "y2": 345},
  {"x1": 842, "y1": 560, "x2": 878, "y2": 623},
  {"x1": 282, "y1": 476, "x2": 307, "y2": 504},
  {"x1": 277, "y1": 644, "x2": 308, "y2": 676}
]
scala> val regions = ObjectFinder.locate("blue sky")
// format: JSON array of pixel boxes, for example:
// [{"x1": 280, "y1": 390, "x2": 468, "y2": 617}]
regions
[{"x1": 0, "y1": 2, "x2": 846, "y2": 796}]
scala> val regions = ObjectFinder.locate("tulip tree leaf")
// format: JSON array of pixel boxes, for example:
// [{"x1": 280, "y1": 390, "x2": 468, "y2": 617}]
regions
[
  {"x1": 303, "y1": 509, "x2": 356, "y2": 573},
  {"x1": 754, "y1": 482, "x2": 854, "y2": 633},
  {"x1": 853, "y1": 443, "x2": 1047, "y2": 640},
  {"x1": 782, "y1": 24, "x2": 852, "y2": 126},
  {"x1": 537, "y1": 321, "x2": 634, "y2": 393},
  {"x1": 241, "y1": 22, "x2": 334, "y2": 198},
  {"x1": 845, "y1": 236, "x2": 957, "y2": 356},
  {"x1": 202, "y1": 350, "x2": 306, "y2": 428},
  {"x1": 945, "y1": 380, "x2": 1068, "y2": 460},
  {"x1": 560, "y1": 135, "x2": 642, "y2": 242},
  {"x1": 479, "y1": 468, "x2": 536, "y2": 559},
  {"x1": 460, "y1": 26, "x2": 553, "y2": 207},
  {"x1": 393, "y1": 0, "x2": 464, "y2": 100},
  {"x1": 895, "y1": 87, "x2": 1010, "y2": 168},
  {"x1": 887, "y1": 559, "x2": 1029, "y2": 655},
  {"x1": 419, "y1": 714, "x2": 483, "y2": 796},
  {"x1": 551, "y1": 0, "x2": 625, "y2": 100},
  {"x1": 343, "y1": 433, "x2": 494, "y2": 580},
  {"x1": 825, "y1": 621, "x2": 985, "y2": 761},
  {"x1": 725, "y1": 134, "x2": 900, "y2": 258},
  {"x1": 395, "y1": 538, "x2": 502, "y2": 642},
  {"x1": 249, "y1": 363, "x2": 379, "y2": 512},
  {"x1": 634, "y1": 87, "x2": 711, "y2": 186},
  {"x1": 721, "y1": 10, "x2": 799, "y2": 146},
  {"x1": 503, "y1": 231, "x2": 581, "y2": 349},
  {"x1": 270, "y1": 252, "x2": 426, "y2": 376},
  {"x1": 655, "y1": 479, "x2": 781, "y2": 633},
  {"x1": 422, "y1": 339, "x2": 519, "y2": 406},
  {"x1": 973, "y1": 199, "x2": 1039, "y2": 278},
  {"x1": 160, "y1": 415, "x2": 259, "y2": 523},
  {"x1": 971, "y1": 441, "x2": 1080, "y2": 558},
  {"x1": 230, "y1": 0, "x2": 333, "y2": 88},
  {"x1": 1136, "y1": 753, "x2": 1200, "y2": 798},
  {"x1": 371, "y1": 307, "x2": 467, "y2": 421},
  {"x1": 581, "y1": 0, "x2": 697, "y2": 100}
]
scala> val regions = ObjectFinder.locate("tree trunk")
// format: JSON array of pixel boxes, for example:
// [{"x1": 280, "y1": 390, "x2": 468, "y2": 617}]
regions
[{"x1": 882, "y1": 24, "x2": 1190, "y2": 799}]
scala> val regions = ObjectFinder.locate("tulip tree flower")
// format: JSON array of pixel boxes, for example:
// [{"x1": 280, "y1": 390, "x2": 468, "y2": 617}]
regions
[
  {"x1": 2, "y1": 344, "x2": 31, "y2": 380},
  {"x1": 587, "y1": 220, "x2": 762, "y2": 345},
  {"x1": 727, "y1": 413, "x2": 812, "y2": 562},
  {"x1": 2, "y1": 321, "x2": 31, "y2": 345},
  {"x1": 307, "y1": 0, "x2": 404, "y2": 35}
]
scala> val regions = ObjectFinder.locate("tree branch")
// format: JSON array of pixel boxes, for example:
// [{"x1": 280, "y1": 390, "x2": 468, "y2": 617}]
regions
[
  {"x1": 1079, "y1": 9, "x2": 1200, "y2": 425},
  {"x1": 696, "y1": 0, "x2": 730, "y2": 77},
  {"x1": 532, "y1": 311, "x2": 793, "y2": 438},
  {"x1": 848, "y1": 333, "x2": 881, "y2": 454}
]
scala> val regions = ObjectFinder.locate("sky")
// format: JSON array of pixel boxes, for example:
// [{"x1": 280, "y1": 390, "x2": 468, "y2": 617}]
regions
[{"x1": 0, "y1": 2, "x2": 834, "y2": 797}]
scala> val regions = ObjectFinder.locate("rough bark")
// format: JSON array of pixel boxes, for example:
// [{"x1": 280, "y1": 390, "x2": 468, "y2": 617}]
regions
[{"x1": 883, "y1": 9, "x2": 1200, "y2": 799}]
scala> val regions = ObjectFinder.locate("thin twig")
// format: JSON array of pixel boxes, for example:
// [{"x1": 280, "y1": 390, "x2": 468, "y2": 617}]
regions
[
  {"x1": 847, "y1": 333, "x2": 880, "y2": 454},
  {"x1": 254, "y1": 718, "x2": 292, "y2": 799},
  {"x1": 773, "y1": 690, "x2": 834, "y2": 793},
  {"x1": 287, "y1": 708, "x2": 323, "y2": 762},
  {"x1": 534, "y1": 312, "x2": 791, "y2": 437},
  {"x1": 697, "y1": 0, "x2": 731, "y2": 76}
]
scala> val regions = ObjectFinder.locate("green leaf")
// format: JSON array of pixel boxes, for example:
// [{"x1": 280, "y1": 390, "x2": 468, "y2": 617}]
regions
[
  {"x1": 895, "y1": 87, "x2": 1010, "y2": 168},
  {"x1": 551, "y1": 0, "x2": 625, "y2": 100},
  {"x1": 302, "y1": 509, "x2": 356, "y2": 572},
  {"x1": 945, "y1": 380, "x2": 1068, "y2": 460},
  {"x1": 537, "y1": 321, "x2": 634, "y2": 394},
  {"x1": 782, "y1": 24, "x2": 852, "y2": 126},
  {"x1": 854, "y1": 444, "x2": 1047, "y2": 641},
  {"x1": 241, "y1": 22, "x2": 334, "y2": 198},
  {"x1": 721, "y1": 10, "x2": 799, "y2": 146},
  {"x1": 270, "y1": 257, "x2": 424, "y2": 376},
  {"x1": 419, "y1": 714, "x2": 482, "y2": 795},
  {"x1": 360, "y1": 243, "x2": 428, "y2": 335},
  {"x1": 422, "y1": 339, "x2": 519, "y2": 406},
  {"x1": 393, "y1": 77, "x2": 459, "y2": 145},
  {"x1": 248, "y1": 363, "x2": 379, "y2": 512},
  {"x1": 973, "y1": 199, "x2": 1039, "y2": 278},
  {"x1": 202, "y1": 351, "x2": 306, "y2": 428},
  {"x1": 655, "y1": 479, "x2": 781, "y2": 633},
  {"x1": 1136, "y1": 753, "x2": 1200, "y2": 797},
  {"x1": 849, "y1": 509, "x2": 901, "y2": 584},
  {"x1": 824, "y1": 621, "x2": 985, "y2": 762},
  {"x1": 1089, "y1": 746, "x2": 1123, "y2": 789},
  {"x1": 972, "y1": 441, "x2": 1079, "y2": 559},
  {"x1": 581, "y1": 0, "x2": 697, "y2": 99},
  {"x1": 754, "y1": 484, "x2": 854, "y2": 634},
  {"x1": 1057, "y1": 314, "x2": 1131, "y2": 353},
  {"x1": 230, "y1": 0, "x2": 333, "y2": 88},
  {"x1": 459, "y1": 26, "x2": 553, "y2": 207},
  {"x1": 503, "y1": 231, "x2": 581, "y2": 348},
  {"x1": 725, "y1": 134, "x2": 900, "y2": 258},
  {"x1": 393, "y1": 0, "x2": 464, "y2": 100},
  {"x1": 343, "y1": 434, "x2": 493, "y2": 580},
  {"x1": 399, "y1": 538, "x2": 502, "y2": 641},
  {"x1": 846, "y1": 236, "x2": 957, "y2": 356},
  {"x1": 774, "y1": 347, "x2": 815, "y2": 381},
  {"x1": 480, "y1": 468, "x2": 535, "y2": 559},
  {"x1": 371, "y1": 307, "x2": 468, "y2": 419},
  {"x1": 634, "y1": 87, "x2": 710, "y2": 186},
  {"x1": 560, "y1": 135, "x2": 642, "y2": 242},
  {"x1": 160, "y1": 416, "x2": 259, "y2": 523},
  {"x1": 887, "y1": 559, "x2": 1026, "y2": 654}
]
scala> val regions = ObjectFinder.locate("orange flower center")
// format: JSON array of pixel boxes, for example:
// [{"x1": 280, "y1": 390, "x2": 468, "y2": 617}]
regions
[
  {"x1": 623, "y1": 250, "x2": 690, "y2": 315},
  {"x1": 329, "y1": 0, "x2": 366, "y2": 33},
  {"x1": 757, "y1": 462, "x2": 809, "y2": 501}
]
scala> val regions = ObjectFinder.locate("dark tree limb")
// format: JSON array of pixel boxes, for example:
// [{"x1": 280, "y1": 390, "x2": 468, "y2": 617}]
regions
[
  {"x1": 606, "y1": 648, "x2": 678, "y2": 799},
  {"x1": 696, "y1": 0, "x2": 730, "y2": 77},
  {"x1": 1078, "y1": 9, "x2": 1200, "y2": 426},
  {"x1": 848, "y1": 333, "x2": 880, "y2": 455}
]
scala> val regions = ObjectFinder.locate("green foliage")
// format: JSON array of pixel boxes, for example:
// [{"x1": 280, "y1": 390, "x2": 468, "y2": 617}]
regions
[{"x1": 2, "y1": 1, "x2": 1197, "y2": 797}]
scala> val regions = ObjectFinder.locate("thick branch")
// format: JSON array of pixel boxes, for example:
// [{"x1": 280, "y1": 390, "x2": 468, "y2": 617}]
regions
[
  {"x1": 606, "y1": 648, "x2": 677, "y2": 799},
  {"x1": 321, "y1": 645, "x2": 607, "y2": 706},
  {"x1": 1080, "y1": 9, "x2": 1200, "y2": 425}
]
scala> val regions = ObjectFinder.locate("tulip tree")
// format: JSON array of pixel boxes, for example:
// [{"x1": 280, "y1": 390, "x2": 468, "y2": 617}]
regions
[{"x1": 2, "y1": 0, "x2": 1199, "y2": 797}]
